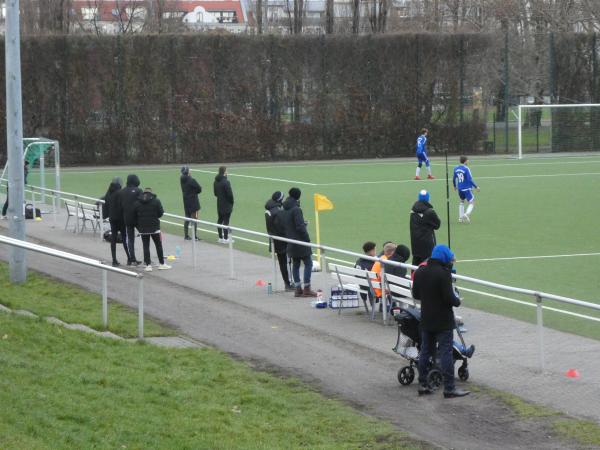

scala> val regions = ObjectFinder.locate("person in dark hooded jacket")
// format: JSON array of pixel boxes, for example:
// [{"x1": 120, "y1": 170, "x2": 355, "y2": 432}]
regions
[
  {"x1": 118, "y1": 174, "x2": 143, "y2": 265},
  {"x1": 180, "y1": 166, "x2": 202, "y2": 240},
  {"x1": 386, "y1": 244, "x2": 411, "y2": 278},
  {"x1": 409, "y1": 190, "x2": 441, "y2": 266},
  {"x1": 265, "y1": 191, "x2": 293, "y2": 291},
  {"x1": 412, "y1": 244, "x2": 469, "y2": 399},
  {"x1": 104, "y1": 177, "x2": 130, "y2": 267},
  {"x1": 133, "y1": 188, "x2": 171, "y2": 272},
  {"x1": 280, "y1": 188, "x2": 318, "y2": 297},
  {"x1": 213, "y1": 166, "x2": 234, "y2": 243}
]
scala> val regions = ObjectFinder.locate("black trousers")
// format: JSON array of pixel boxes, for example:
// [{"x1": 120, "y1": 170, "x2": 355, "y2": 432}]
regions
[
  {"x1": 2, "y1": 199, "x2": 7, "y2": 217},
  {"x1": 110, "y1": 219, "x2": 129, "y2": 264},
  {"x1": 277, "y1": 251, "x2": 291, "y2": 286},
  {"x1": 125, "y1": 224, "x2": 138, "y2": 262},
  {"x1": 217, "y1": 212, "x2": 231, "y2": 239},
  {"x1": 184, "y1": 210, "x2": 198, "y2": 238},
  {"x1": 141, "y1": 233, "x2": 164, "y2": 266}
]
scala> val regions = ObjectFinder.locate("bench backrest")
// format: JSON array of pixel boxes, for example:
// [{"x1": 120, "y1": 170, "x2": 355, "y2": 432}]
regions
[
  {"x1": 63, "y1": 199, "x2": 78, "y2": 216},
  {"x1": 328, "y1": 263, "x2": 379, "y2": 296},
  {"x1": 384, "y1": 272, "x2": 417, "y2": 308},
  {"x1": 79, "y1": 202, "x2": 100, "y2": 220}
]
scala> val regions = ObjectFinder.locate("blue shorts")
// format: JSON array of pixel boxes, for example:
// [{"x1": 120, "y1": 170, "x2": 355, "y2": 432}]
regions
[
  {"x1": 417, "y1": 153, "x2": 429, "y2": 166},
  {"x1": 458, "y1": 189, "x2": 474, "y2": 202}
]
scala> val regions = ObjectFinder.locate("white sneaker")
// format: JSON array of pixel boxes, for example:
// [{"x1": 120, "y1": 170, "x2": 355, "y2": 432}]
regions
[
  {"x1": 144, "y1": 265, "x2": 153, "y2": 272},
  {"x1": 462, "y1": 214, "x2": 471, "y2": 223},
  {"x1": 223, "y1": 238, "x2": 234, "y2": 244},
  {"x1": 218, "y1": 238, "x2": 224, "y2": 244},
  {"x1": 458, "y1": 216, "x2": 463, "y2": 223},
  {"x1": 1, "y1": 216, "x2": 7, "y2": 220},
  {"x1": 158, "y1": 264, "x2": 172, "y2": 270}
]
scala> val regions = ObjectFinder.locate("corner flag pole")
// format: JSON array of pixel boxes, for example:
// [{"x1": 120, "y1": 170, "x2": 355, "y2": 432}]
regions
[{"x1": 445, "y1": 149, "x2": 451, "y2": 249}]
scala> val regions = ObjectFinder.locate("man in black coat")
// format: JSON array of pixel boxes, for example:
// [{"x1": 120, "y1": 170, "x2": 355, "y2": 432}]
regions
[
  {"x1": 104, "y1": 177, "x2": 130, "y2": 267},
  {"x1": 118, "y1": 174, "x2": 143, "y2": 265},
  {"x1": 180, "y1": 166, "x2": 202, "y2": 241},
  {"x1": 409, "y1": 189, "x2": 441, "y2": 266},
  {"x1": 412, "y1": 244, "x2": 469, "y2": 398},
  {"x1": 213, "y1": 166, "x2": 234, "y2": 243},
  {"x1": 355, "y1": 241, "x2": 377, "y2": 271},
  {"x1": 265, "y1": 191, "x2": 294, "y2": 291},
  {"x1": 133, "y1": 187, "x2": 171, "y2": 272},
  {"x1": 280, "y1": 188, "x2": 317, "y2": 297}
]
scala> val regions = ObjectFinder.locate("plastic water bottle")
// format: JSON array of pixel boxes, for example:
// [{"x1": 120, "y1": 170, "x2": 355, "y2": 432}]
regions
[
  {"x1": 175, "y1": 245, "x2": 182, "y2": 259},
  {"x1": 316, "y1": 289, "x2": 323, "y2": 302},
  {"x1": 267, "y1": 282, "x2": 272, "y2": 295}
]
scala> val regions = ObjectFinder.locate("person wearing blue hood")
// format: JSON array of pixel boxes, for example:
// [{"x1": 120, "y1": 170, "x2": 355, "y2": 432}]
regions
[
  {"x1": 412, "y1": 244, "x2": 470, "y2": 399},
  {"x1": 117, "y1": 174, "x2": 143, "y2": 265}
]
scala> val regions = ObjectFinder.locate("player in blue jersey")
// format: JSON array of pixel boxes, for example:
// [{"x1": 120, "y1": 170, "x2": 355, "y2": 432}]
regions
[
  {"x1": 453, "y1": 156, "x2": 480, "y2": 223},
  {"x1": 414, "y1": 128, "x2": 434, "y2": 180}
]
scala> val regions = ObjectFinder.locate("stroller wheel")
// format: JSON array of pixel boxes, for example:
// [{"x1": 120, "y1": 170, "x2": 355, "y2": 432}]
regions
[
  {"x1": 426, "y1": 369, "x2": 443, "y2": 390},
  {"x1": 458, "y1": 365, "x2": 469, "y2": 381},
  {"x1": 397, "y1": 366, "x2": 415, "y2": 385}
]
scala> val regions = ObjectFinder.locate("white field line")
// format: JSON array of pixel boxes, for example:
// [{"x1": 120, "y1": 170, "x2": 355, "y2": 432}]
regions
[
  {"x1": 190, "y1": 169, "x2": 317, "y2": 186},
  {"x1": 458, "y1": 252, "x2": 600, "y2": 263},
  {"x1": 318, "y1": 171, "x2": 600, "y2": 186}
]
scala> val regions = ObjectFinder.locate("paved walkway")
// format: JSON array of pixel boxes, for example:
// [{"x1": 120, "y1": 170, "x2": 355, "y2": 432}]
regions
[{"x1": 1, "y1": 209, "x2": 599, "y2": 449}]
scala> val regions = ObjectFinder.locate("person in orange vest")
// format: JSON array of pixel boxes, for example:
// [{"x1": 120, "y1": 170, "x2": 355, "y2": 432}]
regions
[{"x1": 371, "y1": 242, "x2": 397, "y2": 298}]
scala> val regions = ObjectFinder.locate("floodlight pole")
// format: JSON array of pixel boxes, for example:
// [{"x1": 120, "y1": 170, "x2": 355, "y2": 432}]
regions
[
  {"x1": 5, "y1": 0, "x2": 27, "y2": 283},
  {"x1": 445, "y1": 149, "x2": 451, "y2": 249}
]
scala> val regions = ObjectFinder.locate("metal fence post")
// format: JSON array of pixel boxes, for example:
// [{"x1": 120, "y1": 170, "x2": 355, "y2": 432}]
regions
[
  {"x1": 52, "y1": 191, "x2": 57, "y2": 228},
  {"x1": 381, "y1": 264, "x2": 387, "y2": 324},
  {"x1": 535, "y1": 293, "x2": 545, "y2": 373},
  {"x1": 229, "y1": 233, "x2": 235, "y2": 279},
  {"x1": 191, "y1": 220, "x2": 197, "y2": 270},
  {"x1": 321, "y1": 248, "x2": 328, "y2": 274},
  {"x1": 138, "y1": 276, "x2": 144, "y2": 340},
  {"x1": 271, "y1": 239, "x2": 278, "y2": 290},
  {"x1": 102, "y1": 269, "x2": 108, "y2": 328}
]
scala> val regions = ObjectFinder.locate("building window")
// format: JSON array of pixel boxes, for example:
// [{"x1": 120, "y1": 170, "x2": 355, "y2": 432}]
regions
[
  {"x1": 163, "y1": 11, "x2": 185, "y2": 19},
  {"x1": 211, "y1": 11, "x2": 238, "y2": 23},
  {"x1": 81, "y1": 7, "x2": 98, "y2": 21},
  {"x1": 126, "y1": 7, "x2": 147, "y2": 20}
]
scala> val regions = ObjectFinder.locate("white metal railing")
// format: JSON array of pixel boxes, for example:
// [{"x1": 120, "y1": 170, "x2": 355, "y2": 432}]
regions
[
  {"x1": 0, "y1": 233, "x2": 146, "y2": 339},
  {"x1": 6, "y1": 182, "x2": 600, "y2": 371}
]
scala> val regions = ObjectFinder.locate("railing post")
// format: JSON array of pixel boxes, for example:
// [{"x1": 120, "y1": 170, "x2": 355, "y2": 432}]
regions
[
  {"x1": 102, "y1": 269, "x2": 108, "y2": 328},
  {"x1": 535, "y1": 293, "x2": 544, "y2": 373},
  {"x1": 271, "y1": 238, "x2": 278, "y2": 290},
  {"x1": 228, "y1": 231, "x2": 235, "y2": 279},
  {"x1": 75, "y1": 196, "x2": 80, "y2": 233},
  {"x1": 381, "y1": 264, "x2": 388, "y2": 324},
  {"x1": 191, "y1": 220, "x2": 197, "y2": 270},
  {"x1": 321, "y1": 248, "x2": 328, "y2": 274},
  {"x1": 138, "y1": 276, "x2": 144, "y2": 340},
  {"x1": 51, "y1": 191, "x2": 57, "y2": 228}
]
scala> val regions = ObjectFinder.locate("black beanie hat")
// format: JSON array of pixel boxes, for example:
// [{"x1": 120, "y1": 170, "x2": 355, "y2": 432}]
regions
[
  {"x1": 289, "y1": 187, "x2": 302, "y2": 200},
  {"x1": 272, "y1": 191, "x2": 284, "y2": 202},
  {"x1": 394, "y1": 244, "x2": 411, "y2": 262}
]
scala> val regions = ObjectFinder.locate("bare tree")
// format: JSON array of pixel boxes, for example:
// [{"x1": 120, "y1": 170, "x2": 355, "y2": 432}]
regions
[{"x1": 368, "y1": 0, "x2": 388, "y2": 32}]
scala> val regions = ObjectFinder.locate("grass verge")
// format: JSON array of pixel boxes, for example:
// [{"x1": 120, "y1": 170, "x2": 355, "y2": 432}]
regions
[
  {"x1": 0, "y1": 311, "x2": 421, "y2": 450},
  {"x1": 0, "y1": 262, "x2": 173, "y2": 338}
]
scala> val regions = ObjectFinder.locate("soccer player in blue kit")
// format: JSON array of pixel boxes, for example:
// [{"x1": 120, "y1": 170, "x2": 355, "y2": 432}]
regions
[
  {"x1": 453, "y1": 156, "x2": 480, "y2": 223},
  {"x1": 414, "y1": 128, "x2": 434, "y2": 180}
]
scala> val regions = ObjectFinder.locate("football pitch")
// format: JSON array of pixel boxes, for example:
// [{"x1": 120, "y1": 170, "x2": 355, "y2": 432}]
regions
[{"x1": 27, "y1": 154, "x2": 600, "y2": 337}]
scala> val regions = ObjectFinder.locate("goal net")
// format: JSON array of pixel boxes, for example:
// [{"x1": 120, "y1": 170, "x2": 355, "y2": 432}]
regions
[{"x1": 517, "y1": 104, "x2": 600, "y2": 159}]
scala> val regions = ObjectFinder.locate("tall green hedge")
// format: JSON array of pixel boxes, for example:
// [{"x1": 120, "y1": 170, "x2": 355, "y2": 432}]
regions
[{"x1": 0, "y1": 33, "x2": 597, "y2": 165}]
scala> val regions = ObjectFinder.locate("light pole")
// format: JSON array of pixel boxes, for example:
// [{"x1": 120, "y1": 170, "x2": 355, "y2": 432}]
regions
[{"x1": 5, "y1": 0, "x2": 26, "y2": 282}]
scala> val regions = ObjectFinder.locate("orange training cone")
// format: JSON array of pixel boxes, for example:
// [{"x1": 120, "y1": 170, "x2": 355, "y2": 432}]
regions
[
  {"x1": 565, "y1": 369, "x2": 580, "y2": 378},
  {"x1": 255, "y1": 280, "x2": 267, "y2": 287}
]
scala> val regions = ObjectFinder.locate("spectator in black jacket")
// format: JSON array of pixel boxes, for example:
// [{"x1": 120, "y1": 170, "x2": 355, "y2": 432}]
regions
[
  {"x1": 213, "y1": 166, "x2": 234, "y2": 243},
  {"x1": 409, "y1": 190, "x2": 441, "y2": 266},
  {"x1": 180, "y1": 166, "x2": 202, "y2": 241},
  {"x1": 281, "y1": 188, "x2": 317, "y2": 297},
  {"x1": 355, "y1": 241, "x2": 377, "y2": 271},
  {"x1": 265, "y1": 191, "x2": 293, "y2": 291},
  {"x1": 412, "y1": 244, "x2": 469, "y2": 399},
  {"x1": 104, "y1": 177, "x2": 130, "y2": 267},
  {"x1": 134, "y1": 188, "x2": 171, "y2": 272},
  {"x1": 118, "y1": 174, "x2": 143, "y2": 265},
  {"x1": 386, "y1": 244, "x2": 411, "y2": 278},
  {"x1": 2, "y1": 161, "x2": 30, "y2": 219}
]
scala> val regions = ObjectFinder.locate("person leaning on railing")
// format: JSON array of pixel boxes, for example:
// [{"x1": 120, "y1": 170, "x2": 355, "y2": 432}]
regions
[
  {"x1": 265, "y1": 190, "x2": 294, "y2": 291},
  {"x1": 133, "y1": 187, "x2": 171, "y2": 272}
]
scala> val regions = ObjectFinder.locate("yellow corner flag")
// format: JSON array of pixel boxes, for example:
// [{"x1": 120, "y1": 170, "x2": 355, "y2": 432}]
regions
[
  {"x1": 314, "y1": 193, "x2": 334, "y2": 212},
  {"x1": 314, "y1": 193, "x2": 334, "y2": 268}
]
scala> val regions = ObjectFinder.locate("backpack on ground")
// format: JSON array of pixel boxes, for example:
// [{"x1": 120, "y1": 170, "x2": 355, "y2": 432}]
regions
[{"x1": 24, "y1": 203, "x2": 41, "y2": 220}]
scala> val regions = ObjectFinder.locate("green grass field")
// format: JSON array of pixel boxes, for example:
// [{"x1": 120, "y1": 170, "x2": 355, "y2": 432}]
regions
[{"x1": 25, "y1": 154, "x2": 600, "y2": 338}]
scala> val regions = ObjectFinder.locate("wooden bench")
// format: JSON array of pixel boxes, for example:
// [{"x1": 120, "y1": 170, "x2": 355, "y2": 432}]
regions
[
  {"x1": 79, "y1": 201, "x2": 101, "y2": 235},
  {"x1": 63, "y1": 199, "x2": 81, "y2": 233}
]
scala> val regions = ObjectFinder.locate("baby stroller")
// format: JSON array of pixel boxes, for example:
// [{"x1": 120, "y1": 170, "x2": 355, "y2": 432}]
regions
[{"x1": 392, "y1": 306, "x2": 475, "y2": 389}]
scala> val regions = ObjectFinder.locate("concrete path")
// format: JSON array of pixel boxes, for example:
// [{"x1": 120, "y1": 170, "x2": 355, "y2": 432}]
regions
[{"x1": 1, "y1": 209, "x2": 599, "y2": 449}]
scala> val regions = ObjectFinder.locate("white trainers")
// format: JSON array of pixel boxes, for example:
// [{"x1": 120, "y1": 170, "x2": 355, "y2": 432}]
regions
[
  {"x1": 218, "y1": 238, "x2": 225, "y2": 244},
  {"x1": 158, "y1": 264, "x2": 172, "y2": 270},
  {"x1": 458, "y1": 216, "x2": 463, "y2": 223},
  {"x1": 462, "y1": 214, "x2": 471, "y2": 223},
  {"x1": 144, "y1": 265, "x2": 153, "y2": 272},
  {"x1": 1, "y1": 216, "x2": 7, "y2": 220},
  {"x1": 222, "y1": 238, "x2": 234, "y2": 244}
]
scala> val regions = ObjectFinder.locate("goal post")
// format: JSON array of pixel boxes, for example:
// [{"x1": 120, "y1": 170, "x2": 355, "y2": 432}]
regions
[{"x1": 517, "y1": 104, "x2": 600, "y2": 159}]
